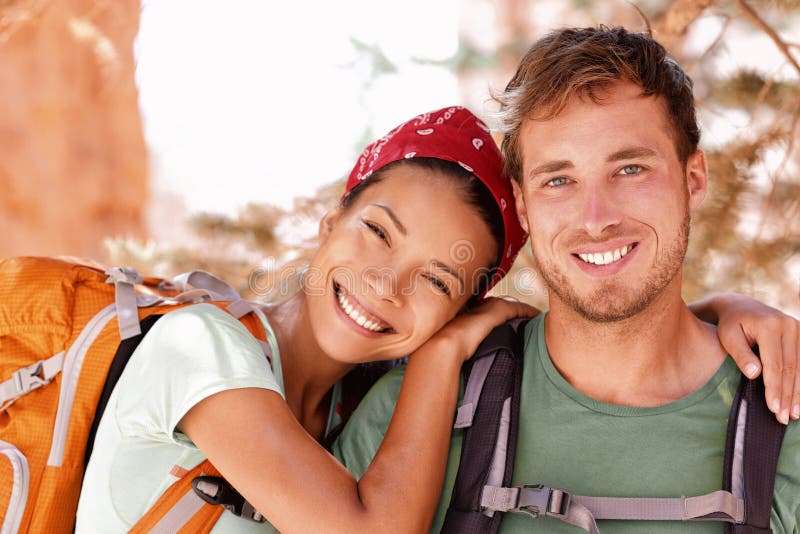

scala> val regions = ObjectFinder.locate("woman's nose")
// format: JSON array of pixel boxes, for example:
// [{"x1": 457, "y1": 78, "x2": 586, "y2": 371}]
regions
[{"x1": 364, "y1": 267, "x2": 400, "y2": 305}]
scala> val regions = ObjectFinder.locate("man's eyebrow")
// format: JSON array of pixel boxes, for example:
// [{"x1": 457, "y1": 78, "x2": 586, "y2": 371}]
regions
[
  {"x1": 372, "y1": 204, "x2": 407, "y2": 236},
  {"x1": 432, "y1": 260, "x2": 465, "y2": 293},
  {"x1": 607, "y1": 147, "x2": 658, "y2": 162},
  {"x1": 528, "y1": 160, "x2": 573, "y2": 179}
]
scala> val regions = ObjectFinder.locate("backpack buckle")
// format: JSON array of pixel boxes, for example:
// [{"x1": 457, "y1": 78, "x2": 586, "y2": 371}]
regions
[
  {"x1": 12, "y1": 361, "x2": 49, "y2": 395},
  {"x1": 191, "y1": 475, "x2": 266, "y2": 523},
  {"x1": 515, "y1": 484, "x2": 571, "y2": 520}
]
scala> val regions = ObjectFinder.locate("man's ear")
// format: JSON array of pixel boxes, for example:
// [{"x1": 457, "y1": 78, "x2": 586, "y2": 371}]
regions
[
  {"x1": 511, "y1": 179, "x2": 530, "y2": 234},
  {"x1": 318, "y1": 206, "x2": 343, "y2": 245},
  {"x1": 686, "y1": 150, "x2": 708, "y2": 211}
]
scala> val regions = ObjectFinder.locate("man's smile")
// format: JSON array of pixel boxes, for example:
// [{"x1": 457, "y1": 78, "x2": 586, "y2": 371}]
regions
[{"x1": 574, "y1": 242, "x2": 638, "y2": 266}]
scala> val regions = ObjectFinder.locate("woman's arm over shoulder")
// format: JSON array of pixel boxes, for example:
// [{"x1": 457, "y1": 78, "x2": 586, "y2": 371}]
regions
[
  {"x1": 689, "y1": 293, "x2": 800, "y2": 424},
  {"x1": 181, "y1": 298, "x2": 537, "y2": 534}
]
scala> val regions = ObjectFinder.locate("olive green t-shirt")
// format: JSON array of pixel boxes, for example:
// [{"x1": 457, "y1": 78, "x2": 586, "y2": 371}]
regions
[{"x1": 333, "y1": 314, "x2": 800, "y2": 533}]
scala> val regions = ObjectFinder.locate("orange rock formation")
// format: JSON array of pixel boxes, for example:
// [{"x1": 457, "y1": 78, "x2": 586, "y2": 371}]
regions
[{"x1": 0, "y1": 0, "x2": 147, "y2": 259}]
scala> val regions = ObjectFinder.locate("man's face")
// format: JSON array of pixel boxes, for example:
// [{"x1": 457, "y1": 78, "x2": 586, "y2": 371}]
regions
[{"x1": 512, "y1": 80, "x2": 708, "y2": 322}]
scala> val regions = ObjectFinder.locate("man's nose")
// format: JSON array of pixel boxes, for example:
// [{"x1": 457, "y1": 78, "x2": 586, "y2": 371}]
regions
[{"x1": 581, "y1": 183, "x2": 622, "y2": 237}]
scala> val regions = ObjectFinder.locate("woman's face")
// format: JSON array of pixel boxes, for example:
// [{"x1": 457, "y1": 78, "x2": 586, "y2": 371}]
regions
[{"x1": 305, "y1": 164, "x2": 497, "y2": 364}]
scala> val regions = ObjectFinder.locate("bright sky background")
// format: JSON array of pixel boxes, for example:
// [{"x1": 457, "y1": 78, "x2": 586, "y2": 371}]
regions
[
  {"x1": 135, "y1": 2, "x2": 799, "y2": 220},
  {"x1": 135, "y1": 0, "x2": 463, "y2": 219}
]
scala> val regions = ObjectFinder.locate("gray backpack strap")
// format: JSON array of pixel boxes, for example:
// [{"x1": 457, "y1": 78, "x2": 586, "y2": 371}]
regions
[
  {"x1": 479, "y1": 372, "x2": 787, "y2": 533},
  {"x1": 105, "y1": 266, "x2": 144, "y2": 339},
  {"x1": 168, "y1": 270, "x2": 241, "y2": 301},
  {"x1": 481, "y1": 485, "x2": 744, "y2": 532},
  {"x1": 441, "y1": 319, "x2": 528, "y2": 534},
  {"x1": 723, "y1": 372, "x2": 786, "y2": 534},
  {"x1": 453, "y1": 354, "x2": 495, "y2": 428}
]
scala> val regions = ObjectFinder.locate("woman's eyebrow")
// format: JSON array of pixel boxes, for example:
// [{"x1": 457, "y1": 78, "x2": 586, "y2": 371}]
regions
[
  {"x1": 432, "y1": 260, "x2": 465, "y2": 293},
  {"x1": 372, "y1": 204, "x2": 407, "y2": 236}
]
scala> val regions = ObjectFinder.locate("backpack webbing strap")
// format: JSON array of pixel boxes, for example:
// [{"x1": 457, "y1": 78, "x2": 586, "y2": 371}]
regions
[
  {"x1": 169, "y1": 270, "x2": 241, "y2": 301},
  {"x1": 441, "y1": 319, "x2": 527, "y2": 534},
  {"x1": 481, "y1": 485, "x2": 744, "y2": 532},
  {"x1": 723, "y1": 374, "x2": 787, "y2": 534},
  {"x1": 453, "y1": 355, "x2": 495, "y2": 429},
  {"x1": 106, "y1": 266, "x2": 145, "y2": 339},
  {"x1": 129, "y1": 460, "x2": 225, "y2": 534},
  {"x1": 0, "y1": 351, "x2": 64, "y2": 409}
]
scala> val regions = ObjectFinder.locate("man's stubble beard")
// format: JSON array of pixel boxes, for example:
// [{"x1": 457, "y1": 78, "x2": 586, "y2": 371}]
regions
[{"x1": 534, "y1": 212, "x2": 691, "y2": 323}]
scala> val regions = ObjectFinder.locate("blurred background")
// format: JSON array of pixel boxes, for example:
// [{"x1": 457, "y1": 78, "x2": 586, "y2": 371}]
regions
[{"x1": 0, "y1": 0, "x2": 798, "y2": 314}]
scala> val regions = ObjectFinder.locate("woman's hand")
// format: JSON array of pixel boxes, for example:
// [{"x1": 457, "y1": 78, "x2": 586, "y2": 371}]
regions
[
  {"x1": 425, "y1": 297, "x2": 540, "y2": 363},
  {"x1": 690, "y1": 293, "x2": 800, "y2": 424}
]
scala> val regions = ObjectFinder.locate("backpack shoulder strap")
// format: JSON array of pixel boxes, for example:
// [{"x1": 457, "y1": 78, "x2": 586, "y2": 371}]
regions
[
  {"x1": 130, "y1": 460, "x2": 226, "y2": 534},
  {"x1": 441, "y1": 318, "x2": 528, "y2": 534},
  {"x1": 723, "y1": 373, "x2": 787, "y2": 534}
]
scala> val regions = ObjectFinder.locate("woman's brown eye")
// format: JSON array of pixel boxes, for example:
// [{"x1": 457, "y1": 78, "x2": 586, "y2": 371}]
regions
[
  {"x1": 365, "y1": 221, "x2": 388, "y2": 243},
  {"x1": 425, "y1": 275, "x2": 451, "y2": 296}
]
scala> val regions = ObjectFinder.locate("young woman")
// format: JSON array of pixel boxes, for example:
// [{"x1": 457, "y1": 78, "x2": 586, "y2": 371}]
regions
[{"x1": 76, "y1": 106, "x2": 799, "y2": 533}]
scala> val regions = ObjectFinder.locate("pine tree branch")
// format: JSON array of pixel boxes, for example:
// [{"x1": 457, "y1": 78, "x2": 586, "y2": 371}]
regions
[
  {"x1": 735, "y1": 0, "x2": 800, "y2": 76},
  {"x1": 685, "y1": 14, "x2": 730, "y2": 74},
  {"x1": 756, "y1": 103, "x2": 800, "y2": 240},
  {"x1": 654, "y1": 0, "x2": 716, "y2": 48}
]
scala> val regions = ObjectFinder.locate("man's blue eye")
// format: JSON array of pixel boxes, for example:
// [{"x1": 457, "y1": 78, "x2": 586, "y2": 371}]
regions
[
  {"x1": 620, "y1": 164, "x2": 642, "y2": 175},
  {"x1": 546, "y1": 177, "x2": 569, "y2": 187}
]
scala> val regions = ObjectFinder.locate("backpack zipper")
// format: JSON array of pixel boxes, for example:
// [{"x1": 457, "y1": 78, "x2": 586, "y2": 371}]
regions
[
  {"x1": 46, "y1": 304, "x2": 118, "y2": 467},
  {"x1": 0, "y1": 440, "x2": 29, "y2": 534}
]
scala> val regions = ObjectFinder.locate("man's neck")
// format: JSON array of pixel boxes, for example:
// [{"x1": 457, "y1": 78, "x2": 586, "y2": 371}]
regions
[{"x1": 544, "y1": 283, "x2": 727, "y2": 407}]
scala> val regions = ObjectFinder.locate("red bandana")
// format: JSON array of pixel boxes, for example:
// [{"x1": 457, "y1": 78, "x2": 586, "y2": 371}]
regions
[{"x1": 345, "y1": 106, "x2": 527, "y2": 294}]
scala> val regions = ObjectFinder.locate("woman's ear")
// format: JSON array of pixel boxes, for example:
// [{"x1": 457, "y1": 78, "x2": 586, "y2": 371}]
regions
[{"x1": 318, "y1": 206, "x2": 343, "y2": 245}]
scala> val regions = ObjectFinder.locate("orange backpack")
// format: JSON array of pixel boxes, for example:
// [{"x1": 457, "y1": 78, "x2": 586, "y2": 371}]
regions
[{"x1": 0, "y1": 256, "x2": 268, "y2": 533}]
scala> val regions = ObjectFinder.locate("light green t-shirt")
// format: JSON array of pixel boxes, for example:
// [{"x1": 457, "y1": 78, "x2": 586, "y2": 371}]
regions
[
  {"x1": 76, "y1": 303, "x2": 340, "y2": 533},
  {"x1": 334, "y1": 314, "x2": 800, "y2": 533}
]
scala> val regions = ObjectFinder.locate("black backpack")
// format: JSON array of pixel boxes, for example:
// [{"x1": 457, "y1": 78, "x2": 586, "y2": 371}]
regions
[{"x1": 441, "y1": 319, "x2": 787, "y2": 534}]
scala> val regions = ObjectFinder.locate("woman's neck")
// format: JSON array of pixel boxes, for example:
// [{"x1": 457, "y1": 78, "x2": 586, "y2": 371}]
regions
[{"x1": 262, "y1": 293, "x2": 355, "y2": 437}]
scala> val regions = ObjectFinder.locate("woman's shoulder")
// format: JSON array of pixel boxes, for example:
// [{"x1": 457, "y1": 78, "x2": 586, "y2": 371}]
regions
[
  {"x1": 141, "y1": 303, "x2": 269, "y2": 360},
  {"x1": 155, "y1": 302, "x2": 251, "y2": 333}
]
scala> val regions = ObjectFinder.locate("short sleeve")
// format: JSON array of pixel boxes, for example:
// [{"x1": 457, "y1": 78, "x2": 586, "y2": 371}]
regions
[
  {"x1": 773, "y1": 420, "x2": 800, "y2": 532},
  {"x1": 332, "y1": 366, "x2": 406, "y2": 478},
  {"x1": 113, "y1": 303, "x2": 282, "y2": 446}
]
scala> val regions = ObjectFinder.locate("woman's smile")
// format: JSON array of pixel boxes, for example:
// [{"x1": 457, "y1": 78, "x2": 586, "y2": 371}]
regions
[{"x1": 332, "y1": 280, "x2": 396, "y2": 336}]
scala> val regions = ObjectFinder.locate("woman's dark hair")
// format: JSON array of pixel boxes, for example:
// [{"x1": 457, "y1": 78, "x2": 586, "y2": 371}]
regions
[{"x1": 341, "y1": 157, "x2": 504, "y2": 301}]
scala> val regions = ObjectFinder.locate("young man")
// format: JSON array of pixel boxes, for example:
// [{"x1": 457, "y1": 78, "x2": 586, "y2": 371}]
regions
[{"x1": 333, "y1": 27, "x2": 799, "y2": 533}]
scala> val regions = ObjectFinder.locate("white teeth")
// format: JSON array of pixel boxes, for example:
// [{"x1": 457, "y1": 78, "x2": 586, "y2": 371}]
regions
[
  {"x1": 578, "y1": 245, "x2": 632, "y2": 266},
  {"x1": 336, "y1": 286, "x2": 387, "y2": 332}
]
